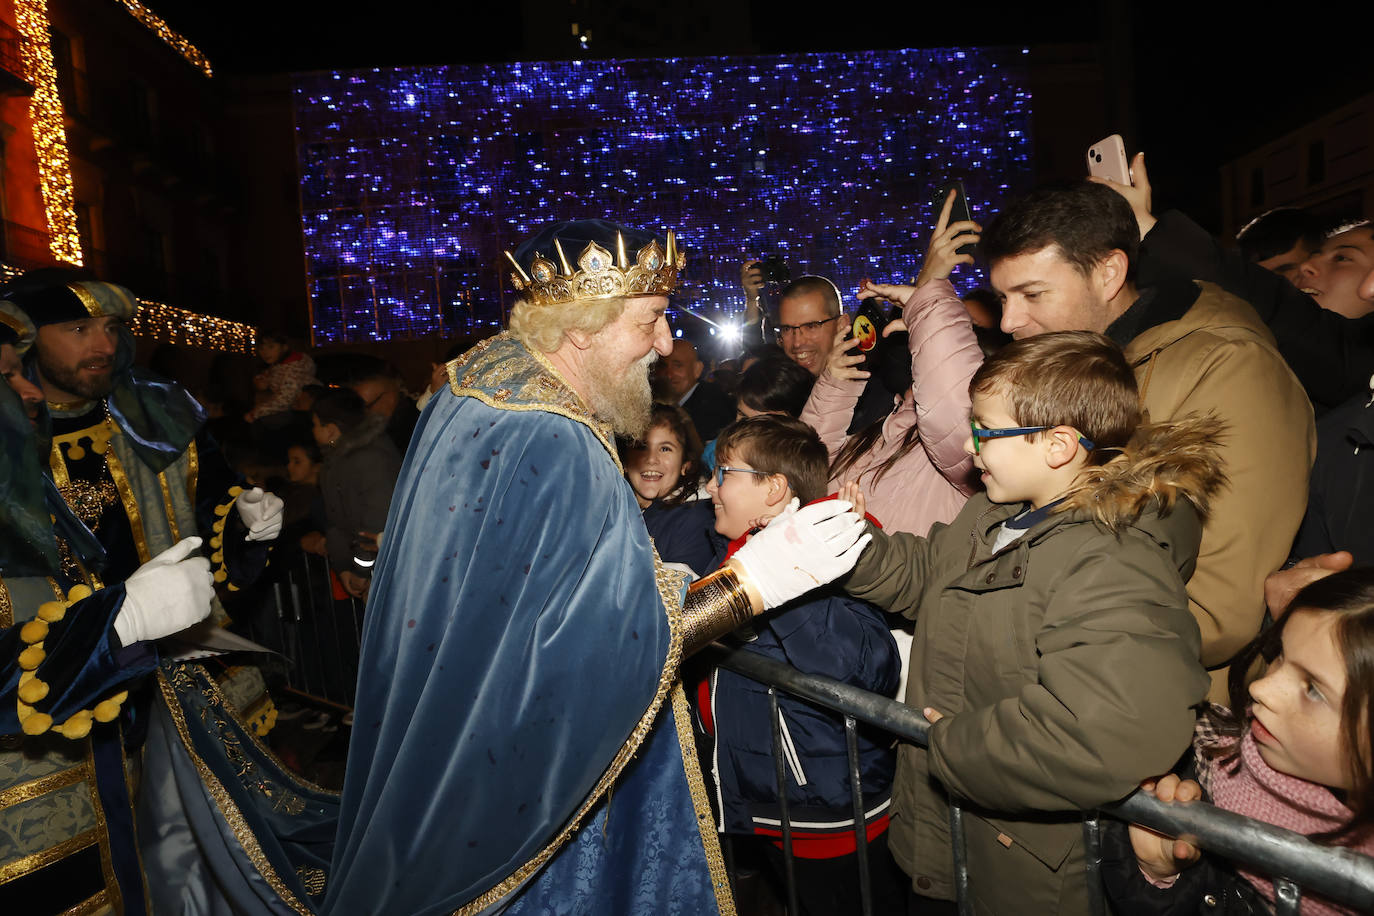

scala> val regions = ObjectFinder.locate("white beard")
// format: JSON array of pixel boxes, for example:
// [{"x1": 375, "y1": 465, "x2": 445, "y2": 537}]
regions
[{"x1": 585, "y1": 350, "x2": 656, "y2": 439}]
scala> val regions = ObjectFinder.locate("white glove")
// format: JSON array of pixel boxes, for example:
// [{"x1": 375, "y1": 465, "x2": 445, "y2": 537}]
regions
[
  {"x1": 115, "y1": 537, "x2": 215, "y2": 645},
  {"x1": 731, "y1": 498, "x2": 872, "y2": 609},
  {"x1": 236, "y1": 487, "x2": 284, "y2": 542}
]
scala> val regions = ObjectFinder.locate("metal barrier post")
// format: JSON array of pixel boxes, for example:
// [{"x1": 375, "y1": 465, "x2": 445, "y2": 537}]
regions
[
  {"x1": 948, "y1": 801, "x2": 972, "y2": 916},
  {"x1": 287, "y1": 570, "x2": 314, "y2": 697},
  {"x1": 844, "y1": 715, "x2": 873, "y2": 916},
  {"x1": 768, "y1": 688, "x2": 799, "y2": 916},
  {"x1": 1081, "y1": 815, "x2": 1107, "y2": 916}
]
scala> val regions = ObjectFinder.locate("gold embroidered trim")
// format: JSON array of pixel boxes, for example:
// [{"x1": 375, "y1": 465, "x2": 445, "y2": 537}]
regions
[
  {"x1": 296, "y1": 865, "x2": 327, "y2": 896},
  {"x1": 49, "y1": 434, "x2": 72, "y2": 488},
  {"x1": 0, "y1": 308, "x2": 26, "y2": 337},
  {"x1": 84, "y1": 749, "x2": 123, "y2": 913},
  {"x1": 672, "y1": 683, "x2": 737, "y2": 914},
  {"x1": 186, "y1": 439, "x2": 200, "y2": 508},
  {"x1": 455, "y1": 544, "x2": 687, "y2": 915},
  {"x1": 154, "y1": 670, "x2": 313, "y2": 915},
  {"x1": 66, "y1": 283, "x2": 104, "y2": 317},
  {"x1": 445, "y1": 333, "x2": 621, "y2": 472},
  {"x1": 682, "y1": 566, "x2": 754, "y2": 655},
  {"x1": 102, "y1": 433, "x2": 151, "y2": 563},
  {"x1": 0, "y1": 828, "x2": 99, "y2": 883},
  {"x1": 193, "y1": 663, "x2": 339, "y2": 798},
  {"x1": 46, "y1": 398, "x2": 94, "y2": 413},
  {"x1": 0, "y1": 579, "x2": 11, "y2": 628},
  {"x1": 0, "y1": 763, "x2": 85, "y2": 809},
  {"x1": 57, "y1": 889, "x2": 110, "y2": 915},
  {"x1": 157, "y1": 470, "x2": 181, "y2": 542}
]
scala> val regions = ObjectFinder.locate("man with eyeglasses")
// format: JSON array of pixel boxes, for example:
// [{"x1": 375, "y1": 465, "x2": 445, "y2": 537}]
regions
[{"x1": 776, "y1": 276, "x2": 897, "y2": 433}]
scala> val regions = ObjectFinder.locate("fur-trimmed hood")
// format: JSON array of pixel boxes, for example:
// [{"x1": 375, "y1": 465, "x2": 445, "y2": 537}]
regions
[{"x1": 1059, "y1": 413, "x2": 1227, "y2": 533}]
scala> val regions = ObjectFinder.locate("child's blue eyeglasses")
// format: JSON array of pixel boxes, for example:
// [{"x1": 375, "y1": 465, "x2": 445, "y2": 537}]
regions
[
  {"x1": 969, "y1": 419, "x2": 1095, "y2": 455},
  {"x1": 714, "y1": 465, "x2": 770, "y2": 487}
]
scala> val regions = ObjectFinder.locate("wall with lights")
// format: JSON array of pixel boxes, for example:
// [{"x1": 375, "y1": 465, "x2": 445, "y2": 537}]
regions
[{"x1": 293, "y1": 49, "x2": 1033, "y2": 346}]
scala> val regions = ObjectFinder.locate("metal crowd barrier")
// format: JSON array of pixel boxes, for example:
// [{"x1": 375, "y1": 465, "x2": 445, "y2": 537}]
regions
[
  {"x1": 235, "y1": 548, "x2": 366, "y2": 709},
  {"x1": 701, "y1": 644, "x2": 1374, "y2": 916}
]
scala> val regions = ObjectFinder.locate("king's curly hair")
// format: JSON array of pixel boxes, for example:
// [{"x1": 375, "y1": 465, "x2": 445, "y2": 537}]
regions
[{"x1": 508, "y1": 295, "x2": 629, "y2": 354}]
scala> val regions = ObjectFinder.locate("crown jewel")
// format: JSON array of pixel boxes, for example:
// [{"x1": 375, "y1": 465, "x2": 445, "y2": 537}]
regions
[{"x1": 505, "y1": 231, "x2": 685, "y2": 307}]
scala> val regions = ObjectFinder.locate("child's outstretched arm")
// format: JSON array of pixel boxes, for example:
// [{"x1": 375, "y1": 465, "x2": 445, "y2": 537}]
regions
[{"x1": 1129, "y1": 774, "x2": 1203, "y2": 883}]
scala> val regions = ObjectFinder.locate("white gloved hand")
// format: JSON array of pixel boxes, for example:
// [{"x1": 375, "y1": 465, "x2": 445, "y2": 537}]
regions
[
  {"x1": 730, "y1": 498, "x2": 872, "y2": 609},
  {"x1": 236, "y1": 487, "x2": 284, "y2": 542},
  {"x1": 114, "y1": 537, "x2": 215, "y2": 645}
]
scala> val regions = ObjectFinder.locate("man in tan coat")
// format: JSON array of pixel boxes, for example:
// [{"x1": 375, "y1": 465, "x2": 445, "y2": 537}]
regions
[{"x1": 982, "y1": 181, "x2": 1315, "y2": 701}]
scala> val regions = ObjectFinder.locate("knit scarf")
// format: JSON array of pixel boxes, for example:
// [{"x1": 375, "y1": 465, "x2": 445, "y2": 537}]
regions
[{"x1": 1203, "y1": 728, "x2": 1374, "y2": 915}]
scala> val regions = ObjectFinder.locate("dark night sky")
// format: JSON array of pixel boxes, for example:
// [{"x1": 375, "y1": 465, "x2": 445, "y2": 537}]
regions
[{"x1": 148, "y1": 1, "x2": 1374, "y2": 231}]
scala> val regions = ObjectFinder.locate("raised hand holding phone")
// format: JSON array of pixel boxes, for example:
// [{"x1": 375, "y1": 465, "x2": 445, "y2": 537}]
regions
[
  {"x1": 823, "y1": 317, "x2": 870, "y2": 382},
  {"x1": 1087, "y1": 137, "x2": 1157, "y2": 239},
  {"x1": 916, "y1": 187, "x2": 981, "y2": 288}
]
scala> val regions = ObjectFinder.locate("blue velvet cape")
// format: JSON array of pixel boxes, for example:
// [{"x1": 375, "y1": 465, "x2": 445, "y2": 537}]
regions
[{"x1": 326, "y1": 335, "x2": 732, "y2": 915}]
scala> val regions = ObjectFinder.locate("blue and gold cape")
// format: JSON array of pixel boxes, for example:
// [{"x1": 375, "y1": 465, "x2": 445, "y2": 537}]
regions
[{"x1": 326, "y1": 334, "x2": 733, "y2": 915}]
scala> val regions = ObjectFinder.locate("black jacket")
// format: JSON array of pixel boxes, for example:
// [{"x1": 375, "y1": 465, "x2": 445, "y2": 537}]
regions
[
  {"x1": 680, "y1": 379, "x2": 735, "y2": 442},
  {"x1": 1139, "y1": 209, "x2": 1374, "y2": 413},
  {"x1": 1100, "y1": 814, "x2": 1270, "y2": 916},
  {"x1": 1295, "y1": 387, "x2": 1374, "y2": 563},
  {"x1": 320, "y1": 413, "x2": 403, "y2": 573}
]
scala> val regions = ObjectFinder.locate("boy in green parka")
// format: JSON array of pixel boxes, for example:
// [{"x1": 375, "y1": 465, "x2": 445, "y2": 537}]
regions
[{"x1": 838, "y1": 330, "x2": 1221, "y2": 913}]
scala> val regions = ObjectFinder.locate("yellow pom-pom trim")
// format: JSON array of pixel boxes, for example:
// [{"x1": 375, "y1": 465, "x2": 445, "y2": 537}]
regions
[
  {"x1": 14, "y1": 585, "x2": 128, "y2": 741},
  {"x1": 56, "y1": 711, "x2": 93, "y2": 740},
  {"x1": 213, "y1": 503, "x2": 232, "y2": 517},
  {"x1": 211, "y1": 551, "x2": 224, "y2": 564},
  {"x1": 37, "y1": 601, "x2": 67, "y2": 622},
  {"x1": 213, "y1": 568, "x2": 228, "y2": 583},
  {"x1": 93, "y1": 691, "x2": 129, "y2": 723},
  {"x1": 229, "y1": 485, "x2": 244, "y2": 497},
  {"x1": 210, "y1": 535, "x2": 222, "y2": 549},
  {"x1": 21, "y1": 712, "x2": 53, "y2": 735},
  {"x1": 18, "y1": 675, "x2": 49, "y2": 705}
]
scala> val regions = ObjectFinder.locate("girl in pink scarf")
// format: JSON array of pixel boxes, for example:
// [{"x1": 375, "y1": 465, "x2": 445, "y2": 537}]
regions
[{"x1": 1122, "y1": 568, "x2": 1374, "y2": 915}]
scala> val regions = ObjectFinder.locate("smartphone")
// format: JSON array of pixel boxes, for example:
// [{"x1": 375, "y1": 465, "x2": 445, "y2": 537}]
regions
[
  {"x1": 848, "y1": 298, "x2": 890, "y2": 374},
  {"x1": 1087, "y1": 134, "x2": 1130, "y2": 184},
  {"x1": 932, "y1": 181, "x2": 976, "y2": 259}
]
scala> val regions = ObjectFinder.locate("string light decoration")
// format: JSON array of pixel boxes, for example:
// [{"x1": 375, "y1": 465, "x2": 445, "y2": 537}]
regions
[
  {"x1": 14, "y1": 0, "x2": 83, "y2": 267},
  {"x1": 0, "y1": 264, "x2": 257, "y2": 352},
  {"x1": 112, "y1": 0, "x2": 213, "y2": 78},
  {"x1": 293, "y1": 48, "x2": 1033, "y2": 344},
  {"x1": 129, "y1": 298, "x2": 256, "y2": 354}
]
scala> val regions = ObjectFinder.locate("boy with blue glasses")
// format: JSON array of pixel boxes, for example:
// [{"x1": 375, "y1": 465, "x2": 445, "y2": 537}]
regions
[{"x1": 832, "y1": 330, "x2": 1224, "y2": 913}]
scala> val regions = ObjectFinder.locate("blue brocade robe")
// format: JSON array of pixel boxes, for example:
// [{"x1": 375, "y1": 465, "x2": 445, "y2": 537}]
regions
[{"x1": 326, "y1": 334, "x2": 734, "y2": 916}]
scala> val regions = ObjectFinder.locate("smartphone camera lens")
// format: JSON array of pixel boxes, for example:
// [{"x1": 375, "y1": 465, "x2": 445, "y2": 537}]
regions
[{"x1": 1092, "y1": 151, "x2": 1101, "y2": 162}]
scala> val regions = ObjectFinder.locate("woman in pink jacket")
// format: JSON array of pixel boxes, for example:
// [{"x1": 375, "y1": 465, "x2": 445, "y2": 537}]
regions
[{"x1": 800, "y1": 195, "x2": 985, "y2": 538}]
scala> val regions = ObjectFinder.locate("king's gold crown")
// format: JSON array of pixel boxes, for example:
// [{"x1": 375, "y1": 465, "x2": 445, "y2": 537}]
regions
[{"x1": 505, "y1": 231, "x2": 685, "y2": 307}]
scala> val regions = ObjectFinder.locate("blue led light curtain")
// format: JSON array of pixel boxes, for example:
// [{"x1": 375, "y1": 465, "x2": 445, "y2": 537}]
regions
[{"x1": 293, "y1": 49, "x2": 1033, "y2": 345}]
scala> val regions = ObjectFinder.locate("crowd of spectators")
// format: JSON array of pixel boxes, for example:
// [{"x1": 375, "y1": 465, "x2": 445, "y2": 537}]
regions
[{"x1": 118, "y1": 146, "x2": 1374, "y2": 913}]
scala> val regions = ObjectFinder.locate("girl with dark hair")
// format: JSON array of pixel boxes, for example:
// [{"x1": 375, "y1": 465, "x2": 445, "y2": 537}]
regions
[
  {"x1": 620, "y1": 403, "x2": 704, "y2": 510},
  {"x1": 1106, "y1": 567, "x2": 1374, "y2": 915}
]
